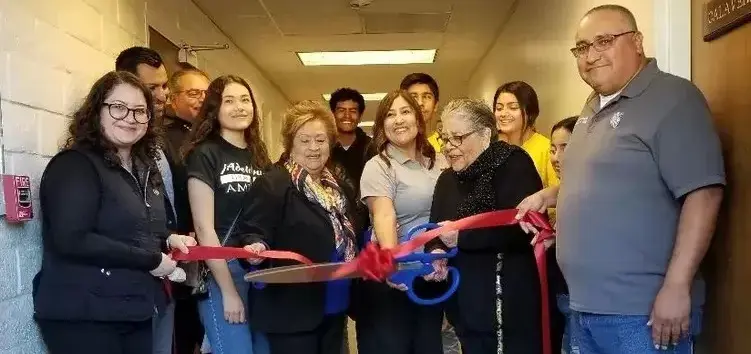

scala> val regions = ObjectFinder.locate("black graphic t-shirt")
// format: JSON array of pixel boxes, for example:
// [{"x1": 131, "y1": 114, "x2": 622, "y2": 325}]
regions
[{"x1": 185, "y1": 137, "x2": 265, "y2": 247}]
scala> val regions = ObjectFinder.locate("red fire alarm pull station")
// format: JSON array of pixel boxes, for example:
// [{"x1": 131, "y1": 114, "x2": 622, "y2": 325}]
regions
[{"x1": 2, "y1": 175, "x2": 33, "y2": 223}]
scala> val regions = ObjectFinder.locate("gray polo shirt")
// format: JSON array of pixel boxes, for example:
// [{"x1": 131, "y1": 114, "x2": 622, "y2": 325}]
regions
[
  {"x1": 557, "y1": 59, "x2": 725, "y2": 315},
  {"x1": 360, "y1": 145, "x2": 441, "y2": 248}
]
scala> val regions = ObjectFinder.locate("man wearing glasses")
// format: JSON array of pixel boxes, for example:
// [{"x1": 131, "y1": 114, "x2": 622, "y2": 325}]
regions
[
  {"x1": 516, "y1": 5, "x2": 724, "y2": 354},
  {"x1": 162, "y1": 63, "x2": 211, "y2": 354}
]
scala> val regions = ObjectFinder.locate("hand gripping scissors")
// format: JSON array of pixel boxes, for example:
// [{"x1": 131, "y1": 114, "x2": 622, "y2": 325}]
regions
[
  {"x1": 367, "y1": 222, "x2": 460, "y2": 306},
  {"x1": 243, "y1": 222, "x2": 460, "y2": 306}
]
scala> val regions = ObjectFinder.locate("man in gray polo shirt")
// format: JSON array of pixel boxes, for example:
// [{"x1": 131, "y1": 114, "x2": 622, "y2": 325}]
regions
[{"x1": 516, "y1": 5, "x2": 724, "y2": 354}]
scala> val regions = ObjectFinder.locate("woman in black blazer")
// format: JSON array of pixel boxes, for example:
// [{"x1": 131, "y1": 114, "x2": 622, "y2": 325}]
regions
[{"x1": 236, "y1": 100, "x2": 361, "y2": 354}]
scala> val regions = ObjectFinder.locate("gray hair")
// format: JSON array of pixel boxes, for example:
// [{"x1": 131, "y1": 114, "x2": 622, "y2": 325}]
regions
[{"x1": 440, "y1": 98, "x2": 498, "y2": 141}]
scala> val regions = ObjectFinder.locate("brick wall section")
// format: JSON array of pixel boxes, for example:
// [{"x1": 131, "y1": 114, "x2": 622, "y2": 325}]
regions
[{"x1": 0, "y1": 0, "x2": 288, "y2": 352}]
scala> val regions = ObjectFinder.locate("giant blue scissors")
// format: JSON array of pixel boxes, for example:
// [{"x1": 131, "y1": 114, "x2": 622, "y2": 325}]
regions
[
  {"x1": 381, "y1": 222, "x2": 460, "y2": 305},
  {"x1": 244, "y1": 222, "x2": 460, "y2": 306}
]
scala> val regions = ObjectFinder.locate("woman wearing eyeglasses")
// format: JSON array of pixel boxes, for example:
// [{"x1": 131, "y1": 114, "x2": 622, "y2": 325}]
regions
[
  {"x1": 33, "y1": 71, "x2": 195, "y2": 354},
  {"x1": 428, "y1": 98, "x2": 549, "y2": 353}
]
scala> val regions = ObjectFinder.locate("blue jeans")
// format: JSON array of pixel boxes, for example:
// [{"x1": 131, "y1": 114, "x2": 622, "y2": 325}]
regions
[
  {"x1": 197, "y1": 260, "x2": 270, "y2": 354},
  {"x1": 557, "y1": 294, "x2": 571, "y2": 353},
  {"x1": 568, "y1": 309, "x2": 701, "y2": 354},
  {"x1": 152, "y1": 301, "x2": 175, "y2": 354}
]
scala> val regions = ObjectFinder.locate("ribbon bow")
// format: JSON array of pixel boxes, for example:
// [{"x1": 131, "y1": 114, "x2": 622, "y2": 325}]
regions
[{"x1": 356, "y1": 243, "x2": 396, "y2": 281}]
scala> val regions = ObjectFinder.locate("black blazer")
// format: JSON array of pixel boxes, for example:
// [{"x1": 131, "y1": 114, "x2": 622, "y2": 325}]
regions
[
  {"x1": 33, "y1": 147, "x2": 168, "y2": 322},
  {"x1": 238, "y1": 164, "x2": 361, "y2": 333}
]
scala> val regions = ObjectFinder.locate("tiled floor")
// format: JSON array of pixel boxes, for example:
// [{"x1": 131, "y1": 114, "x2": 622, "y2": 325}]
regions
[
  {"x1": 442, "y1": 325, "x2": 461, "y2": 354},
  {"x1": 345, "y1": 318, "x2": 461, "y2": 354}
]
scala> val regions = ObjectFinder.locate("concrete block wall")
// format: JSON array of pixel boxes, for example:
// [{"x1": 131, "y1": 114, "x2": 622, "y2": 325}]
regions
[{"x1": 0, "y1": 0, "x2": 288, "y2": 352}]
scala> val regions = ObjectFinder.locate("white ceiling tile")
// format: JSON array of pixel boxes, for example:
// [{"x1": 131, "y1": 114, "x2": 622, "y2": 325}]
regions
[{"x1": 197, "y1": 0, "x2": 516, "y2": 103}]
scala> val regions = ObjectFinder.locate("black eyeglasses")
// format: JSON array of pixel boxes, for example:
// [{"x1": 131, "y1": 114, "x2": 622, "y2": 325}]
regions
[
  {"x1": 439, "y1": 129, "x2": 479, "y2": 148},
  {"x1": 570, "y1": 31, "x2": 635, "y2": 58},
  {"x1": 103, "y1": 102, "x2": 150, "y2": 124}
]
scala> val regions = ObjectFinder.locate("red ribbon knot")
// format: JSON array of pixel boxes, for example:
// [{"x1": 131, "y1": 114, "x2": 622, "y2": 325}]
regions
[{"x1": 356, "y1": 243, "x2": 396, "y2": 281}]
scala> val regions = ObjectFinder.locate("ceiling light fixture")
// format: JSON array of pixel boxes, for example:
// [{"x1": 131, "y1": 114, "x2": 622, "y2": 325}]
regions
[
  {"x1": 298, "y1": 49, "x2": 437, "y2": 66},
  {"x1": 322, "y1": 93, "x2": 387, "y2": 101}
]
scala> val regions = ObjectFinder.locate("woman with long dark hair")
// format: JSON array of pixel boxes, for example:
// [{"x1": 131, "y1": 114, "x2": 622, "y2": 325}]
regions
[
  {"x1": 182, "y1": 75, "x2": 272, "y2": 354},
  {"x1": 356, "y1": 90, "x2": 446, "y2": 354},
  {"x1": 493, "y1": 81, "x2": 558, "y2": 188},
  {"x1": 33, "y1": 71, "x2": 194, "y2": 353}
]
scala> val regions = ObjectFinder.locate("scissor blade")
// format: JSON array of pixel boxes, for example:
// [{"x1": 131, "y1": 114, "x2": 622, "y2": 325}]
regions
[{"x1": 244, "y1": 262, "x2": 355, "y2": 284}]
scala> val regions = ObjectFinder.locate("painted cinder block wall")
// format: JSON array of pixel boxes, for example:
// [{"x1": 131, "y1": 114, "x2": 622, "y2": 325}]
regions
[{"x1": 0, "y1": 0, "x2": 288, "y2": 352}]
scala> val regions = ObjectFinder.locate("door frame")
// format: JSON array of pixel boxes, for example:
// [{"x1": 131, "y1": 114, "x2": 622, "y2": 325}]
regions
[{"x1": 653, "y1": 0, "x2": 692, "y2": 80}]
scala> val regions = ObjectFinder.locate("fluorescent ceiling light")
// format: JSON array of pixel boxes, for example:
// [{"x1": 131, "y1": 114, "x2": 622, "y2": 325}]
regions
[
  {"x1": 323, "y1": 93, "x2": 387, "y2": 101},
  {"x1": 298, "y1": 49, "x2": 437, "y2": 66},
  {"x1": 358, "y1": 121, "x2": 375, "y2": 127}
]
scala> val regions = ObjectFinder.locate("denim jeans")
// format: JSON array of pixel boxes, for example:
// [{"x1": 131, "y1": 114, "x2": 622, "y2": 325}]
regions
[
  {"x1": 557, "y1": 294, "x2": 571, "y2": 354},
  {"x1": 152, "y1": 301, "x2": 175, "y2": 354},
  {"x1": 568, "y1": 309, "x2": 701, "y2": 354},
  {"x1": 197, "y1": 260, "x2": 270, "y2": 354}
]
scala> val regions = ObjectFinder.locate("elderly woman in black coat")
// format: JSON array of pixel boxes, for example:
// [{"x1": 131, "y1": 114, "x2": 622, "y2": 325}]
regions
[{"x1": 427, "y1": 98, "x2": 553, "y2": 354}]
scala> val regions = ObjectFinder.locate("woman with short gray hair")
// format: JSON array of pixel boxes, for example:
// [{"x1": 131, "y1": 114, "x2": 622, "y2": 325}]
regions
[{"x1": 427, "y1": 98, "x2": 553, "y2": 353}]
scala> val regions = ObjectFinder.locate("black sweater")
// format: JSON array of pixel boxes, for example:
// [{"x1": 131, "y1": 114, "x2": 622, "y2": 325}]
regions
[
  {"x1": 33, "y1": 147, "x2": 169, "y2": 322},
  {"x1": 429, "y1": 150, "x2": 548, "y2": 353}
]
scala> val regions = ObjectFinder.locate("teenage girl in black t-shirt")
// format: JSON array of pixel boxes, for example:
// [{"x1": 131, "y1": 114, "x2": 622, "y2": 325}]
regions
[{"x1": 182, "y1": 75, "x2": 272, "y2": 354}]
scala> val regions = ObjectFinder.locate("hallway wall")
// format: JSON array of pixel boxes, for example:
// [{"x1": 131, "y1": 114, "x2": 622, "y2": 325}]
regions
[
  {"x1": 0, "y1": 0, "x2": 287, "y2": 352},
  {"x1": 690, "y1": 0, "x2": 751, "y2": 352},
  {"x1": 467, "y1": 0, "x2": 655, "y2": 136}
]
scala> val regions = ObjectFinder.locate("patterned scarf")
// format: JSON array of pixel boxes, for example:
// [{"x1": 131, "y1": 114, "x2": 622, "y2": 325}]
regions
[{"x1": 285, "y1": 161, "x2": 356, "y2": 262}]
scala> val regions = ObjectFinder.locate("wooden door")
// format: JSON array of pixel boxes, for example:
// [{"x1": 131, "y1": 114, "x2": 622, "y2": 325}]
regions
[{"x1": 691, "y1": 1, "x2": 751, "y2": 353}]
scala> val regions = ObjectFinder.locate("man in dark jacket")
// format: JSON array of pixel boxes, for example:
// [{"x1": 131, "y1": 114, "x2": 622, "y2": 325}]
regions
[
  {"x1": 328, "y1": 88, "x2": 375, "y2": 193},
  {"x1": 162, "y1": 63, "x2": 210, "y2": 354},
  {"x1": 327, "y1": 88, "x2": 375, "y2": 354},
  {"x1": 116, "y1": 48, "x2": 206, "y2": 354},
  {"x1": 162, "y1": 63, "x2": 210, "y2": 233}
]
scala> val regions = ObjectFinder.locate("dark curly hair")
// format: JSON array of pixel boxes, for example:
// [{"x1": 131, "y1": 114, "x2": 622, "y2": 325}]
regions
[
  {"x1": 64, "y1": 71, "x2": 162, "y2": 184},
  {"x1": 372, "y1": 90, "x2": 435, "y2": 169},
  {"x1": 328, "y1": 87, "x2": 365, "y2": 115},
  {"x1": 181, "y1": 75, "x2": 271, "y2": 169}
]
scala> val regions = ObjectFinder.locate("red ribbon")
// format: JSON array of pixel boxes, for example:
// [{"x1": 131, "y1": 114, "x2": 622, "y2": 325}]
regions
[
  {"x1": 332, "y1": 209, "x2": 555, "y2": 354},
  {"x1": 170, "y1": 246, "x2": 314, "y2": 265},
  {"x1": 169, "y1": 209, "x2": 555, "y2": 354},
  {"x1": 356, "y1": 243, "x2": 397, "y2": 281}
]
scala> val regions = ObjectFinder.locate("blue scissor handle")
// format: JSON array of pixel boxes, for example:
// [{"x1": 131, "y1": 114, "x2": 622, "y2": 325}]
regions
[
  {"x1": 387, "y1": 222, "x2": 461, "y2": 306},
  {"x1": 248, "y1": 265, "x2": 266, "y2": 289}
]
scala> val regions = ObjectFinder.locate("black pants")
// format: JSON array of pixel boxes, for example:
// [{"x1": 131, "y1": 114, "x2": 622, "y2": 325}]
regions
[
  {"x1": 457, "y1": 331, "x2": 498, "y2": 353},
  {"x1": 266, "y1": 314, "x2": 346, "y2": 354},
  {"x1": 355, "y1": 281, "x2": 444, "y2": 354},
  {"x1": 38, "y1": 318, "x2": 152, "y2": 354},
  {"x1": 173, "y1": 295, "x2": 204, "y2": 354}
]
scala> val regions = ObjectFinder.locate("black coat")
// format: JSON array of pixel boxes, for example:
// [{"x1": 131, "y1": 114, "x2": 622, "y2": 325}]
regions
[
  {"x1": 428, "y1": 149, "x2": 549, "y2": 353},
  {"x1": 238, "y1": 164, "x2": 362, "y2": 333},
  {"x1": 161, "y1": 114, "x2": 193, "y2": 234},
  {"x1": 33, "y1": 147, "x2": 168, "y2": 322}
]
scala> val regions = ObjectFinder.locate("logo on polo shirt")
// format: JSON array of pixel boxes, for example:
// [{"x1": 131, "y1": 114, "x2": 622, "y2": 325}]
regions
[
  {"x1": 576, "y1": 116, "x2": 589, "y2": 125},
  {"x1": 610, "y1": 112, "x2": 623, "y2": 128}
]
